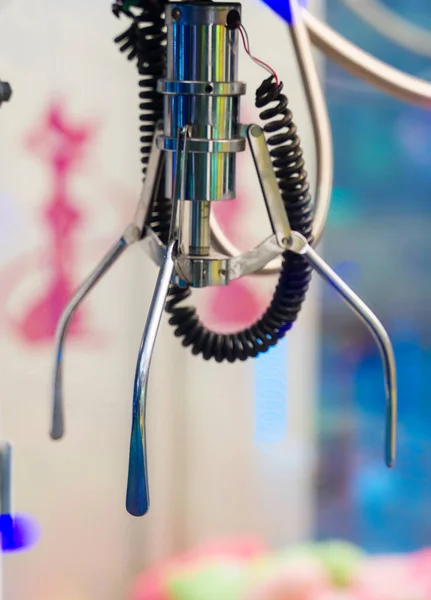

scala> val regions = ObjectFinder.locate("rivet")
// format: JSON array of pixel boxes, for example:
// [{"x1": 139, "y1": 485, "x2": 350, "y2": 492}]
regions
[{"x1": 172, "y1": 8, "x2": 182, "y2": 21}]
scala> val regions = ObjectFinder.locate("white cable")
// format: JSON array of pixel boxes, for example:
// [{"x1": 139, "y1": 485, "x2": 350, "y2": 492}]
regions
[
  {"x1": 341, "y1": 0, "x2": 431, "y2": 58},
  {"x1": 303, "y1": 9, "x2": 431, "y2": 108}
]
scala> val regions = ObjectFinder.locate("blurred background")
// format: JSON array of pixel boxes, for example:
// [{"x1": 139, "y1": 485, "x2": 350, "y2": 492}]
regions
[
  {"x1": 0, "y1": 0, "x2": 429, "y2": 598},
  {"x1": 317, "y1": 0, "x2": 431, "y2": 554}
]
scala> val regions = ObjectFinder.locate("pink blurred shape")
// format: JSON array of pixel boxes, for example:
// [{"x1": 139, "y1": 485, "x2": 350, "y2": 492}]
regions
[
  {"x1": 245, "y1": 557, "x2": 332, "y2": 600},
  {"x1": 129, "y1": 537, "x2": 266, "y2": 600},
  {"x1": 352, "y1": 553, "x2": 430, "y2": 600},
  {"x1": 13, "y1": 102, "x2": 96, "y2": 344},
  {"x1": 205, "y1": 278, "x2": 265, "y2": 332},
  {"x1": 207, "y1": 147, "x2": 267, "y2": 329},
  {"x1": 404, "y1": 548, "x2": 431, "y2": 597}
]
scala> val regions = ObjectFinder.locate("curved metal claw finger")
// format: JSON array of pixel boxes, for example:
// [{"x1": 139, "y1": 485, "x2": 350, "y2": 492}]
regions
[
  {"x1": 51, "y1": 233, "x2": 137, "y2": 440},
  {"x1": 126, "y1": 240, "x2": 176, "y2": 517},
  {"x1": 289, "y1": 231, "x2": 397, "y2": 468},
  {"x1": 51, "y1": 128, "x2": 163, "y2": 441}
]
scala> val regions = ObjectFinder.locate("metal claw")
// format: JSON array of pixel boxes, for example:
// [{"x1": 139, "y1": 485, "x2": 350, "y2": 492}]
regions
[
  {"x1": 51, "y1": 236, "x2": 133, "y2": 440},
  {"x1": 169, "y1": 125, "x2": 191, "y2": 246},
  {"x1": 289, "y1": 230, "x2": 397, "y2": 467},
  {"x1": 126, "y1": 125, "x2": 189, "y2": 516},
  {"x1": 126, "y1": 241, "x2": 176, "y2": 516},
  {"x1": 50, "y1": 128, "x2": 164, "y2": 441}
]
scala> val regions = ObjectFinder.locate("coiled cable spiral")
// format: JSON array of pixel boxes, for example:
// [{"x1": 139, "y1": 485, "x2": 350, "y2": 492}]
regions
[
  {"x1": 114, "y1": 0, "x2": 171, "y2": 242},
  {"x1": 114, "y1": 2, "x2": 314, "y2": 362},
  {"x1": 165, "y1": 77, "x2": 314, "y2": 362}
]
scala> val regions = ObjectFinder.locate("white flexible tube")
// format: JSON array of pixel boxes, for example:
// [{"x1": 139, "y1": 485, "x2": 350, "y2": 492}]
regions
[{"x1": 341, "y1": 0, "x2": 431, "y2": 59}]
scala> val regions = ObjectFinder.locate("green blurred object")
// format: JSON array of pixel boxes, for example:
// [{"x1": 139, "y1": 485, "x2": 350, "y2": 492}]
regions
[
  {"x1": 168, "y1": 561, "x2": 248, "y2": 600},
  {"x1": 277, "y1": 540, "x2": 364, "y2": 587},
  {"x1": 311, "y1": 541, "x2": 365, "y2": 587},
  {"x1": 165, "y1": 541, "x2": 364, "y2": 598}
]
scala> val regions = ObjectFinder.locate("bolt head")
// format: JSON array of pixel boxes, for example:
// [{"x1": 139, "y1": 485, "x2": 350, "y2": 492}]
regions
[
  {"x1": 171, "y1": 7, "x2": 181, "y2": 21},
  {"x1": 250, "y1": 124, "x2": 262, "y2": 138}
]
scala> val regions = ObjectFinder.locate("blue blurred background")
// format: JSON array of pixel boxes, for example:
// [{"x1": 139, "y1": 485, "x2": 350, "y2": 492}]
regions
[{"x1": 316, "y1": 0, "x2": 431, "y2": 553}]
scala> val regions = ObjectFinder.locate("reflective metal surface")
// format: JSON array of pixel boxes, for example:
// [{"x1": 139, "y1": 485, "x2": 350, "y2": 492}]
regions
[
  {"x1": 157, "y1": 79, "x2": 246, "y2": 96},
  {"x1": 247, "y1": 124, "x2": 292, "y2": 247},
  {"x1": 139, "y1": 227, "x2": 166, "y2": 267},
  {"x1": 50, "y1": 132, "x2": 164, "y2": 440},
  {"x1": 288, "y1": 231, "x2": 397, "y2": 468},
  {"x1": 157, "y1": 136, "x2": 245, "y2": 153},
  {"x1": 189, "y1": 201, "x2": 211, "y2": 256},
  {"x1": 177, "y1": 235, "x2": 284, "y2": 285},
  {"x1": 210, "y1": 0, "x2": 333, "y2": 271},
  {"x1": 170, "y1": 126, "x2": 190, "y2": 245},
  {"x1": 51, "y1": 236, "x2": 129, "y2": 440},
  {"x1": 163, "y1": 1, "x2": 245, "y2": 202},
  {"x1": 177, "y1": 254, "x2": 230, "y2": 287},
  {"x1": 228, "y1": 234, "x2": 283, "y2": 279},
  {"x1": 174, "y1": 121, "x2": 293, "y2": 286},
  {"x1": 126, "y1": 241, "x2": 176, "y2": 517}
]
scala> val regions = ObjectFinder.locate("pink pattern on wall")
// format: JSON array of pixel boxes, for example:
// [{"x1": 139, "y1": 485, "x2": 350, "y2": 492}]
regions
[
  {"x1": 0, "y1": 102, "x2": 109, "y2": 346},
  {"x1": 206, "y1": 231, "x2": 264, "y2": 332},
  {"x1": 19, "y1": 103, "x2": 94, "y2": 344}
]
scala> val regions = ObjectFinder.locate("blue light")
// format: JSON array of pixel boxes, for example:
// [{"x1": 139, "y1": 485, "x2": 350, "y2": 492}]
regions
[
  {"x1": 259, "y1": 0, "x2": 308, "y2": 25},
  {"x1": 0, "y1": 514, "x2": 41, "y2": 553},
  {"x1": 254, "y1": 338, "x2": 288, "y2": 450}
]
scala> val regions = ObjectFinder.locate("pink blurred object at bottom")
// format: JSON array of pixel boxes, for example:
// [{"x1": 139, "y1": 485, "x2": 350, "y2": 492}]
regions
[
  {"x1": 129, "y1": 538, "x2": 266, "y2": 600},
  {"x1": 316, "y1": 594, "x2": 363, "y2": 600},
  {"x1": 244, "y1": 557, "x2": 333, "y2": 600},
  {"x1": 409, "y1": 547, "x2": 431, "y2": 592},
  {"x1": 352, "y1": 553, "x2": 431, "y2": 600}
]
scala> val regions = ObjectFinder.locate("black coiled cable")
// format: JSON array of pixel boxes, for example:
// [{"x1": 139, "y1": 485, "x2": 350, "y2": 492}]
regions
[
  {"x1": 165, "y1": 77, "x2": 314, "y2": 362},
  {"x1": 114, "y1": 3, "x2": 313, "y2": 362},
  {"x1": 114, "y1": 0, "x2": 171, "y2": 243}
]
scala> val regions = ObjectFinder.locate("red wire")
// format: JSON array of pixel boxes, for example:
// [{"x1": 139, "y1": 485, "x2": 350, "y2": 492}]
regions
[{"x1": 238, "y1": 25, "x2": 279, "y2": 87}]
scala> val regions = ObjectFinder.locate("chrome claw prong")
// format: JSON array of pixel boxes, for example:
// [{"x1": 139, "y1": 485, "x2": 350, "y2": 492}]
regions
[
  {"x1": 126, "y1": 124, "x2": 189, "y2": 516},
  {"x1": 50, "y1": 125, "x2": 165, "y2": 441},
  {"x1": 288, "y1": 230, "x2": 397, "y2": 467},
  {"x1": 51, "y1": 236, "x2": 131, "y2": 440},
  {"x1": 126, "y1": 240, "x2": 176, "y2": 516}
]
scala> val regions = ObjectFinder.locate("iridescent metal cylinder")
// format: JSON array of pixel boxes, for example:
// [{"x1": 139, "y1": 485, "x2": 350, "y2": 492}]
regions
[{"x1": 158, "y1": 1, "x2": 246, "y2": 257}]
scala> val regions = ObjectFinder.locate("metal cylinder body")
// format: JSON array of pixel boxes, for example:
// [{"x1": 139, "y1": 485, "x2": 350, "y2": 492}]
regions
[{"x1": 159, "y1": 0, "x2": 245, "y2": 257}]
